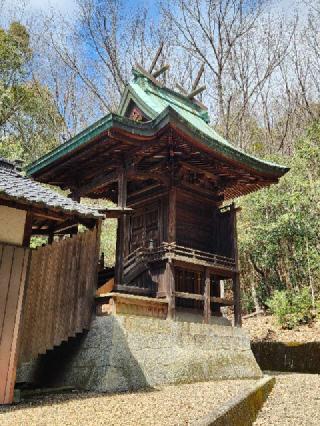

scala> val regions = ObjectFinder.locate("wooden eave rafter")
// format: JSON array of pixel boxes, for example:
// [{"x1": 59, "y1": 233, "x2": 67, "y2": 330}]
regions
[{"x1": 28, "y1": 121, "x2": 283, "y2": 203}]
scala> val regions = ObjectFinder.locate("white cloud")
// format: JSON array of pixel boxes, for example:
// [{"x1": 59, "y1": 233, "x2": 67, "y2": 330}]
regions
[
  {"x1": 2, "y1": 0, "x2": 77, "y2": 20},
  {"x1": 27, "y1": 0, "x2": 76, "y2": 14}
]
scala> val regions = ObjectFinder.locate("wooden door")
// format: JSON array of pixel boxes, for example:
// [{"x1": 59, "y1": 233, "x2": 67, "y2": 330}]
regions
[{"x1": 129, "y1": 202, "x2": 161, "y2": 252}]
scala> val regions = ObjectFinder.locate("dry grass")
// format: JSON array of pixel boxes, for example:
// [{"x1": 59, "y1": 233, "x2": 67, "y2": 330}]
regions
[{"x1": 243, "y1": 314, "x2": 320, "y2": 343}]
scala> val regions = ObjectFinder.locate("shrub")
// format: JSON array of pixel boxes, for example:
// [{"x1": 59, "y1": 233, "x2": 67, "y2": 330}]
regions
[{"x1": 267, "y1": 287, "x2": 314, "y2": 329}]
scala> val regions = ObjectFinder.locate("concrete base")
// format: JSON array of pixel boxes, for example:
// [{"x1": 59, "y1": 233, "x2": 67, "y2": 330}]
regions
[
  {"x1": 193, "y1": 376, "x2": 275, "y2": 426},
  {"x1": 17, "y1": 315, "x2": 262, "y2": 393},
  {"x1": 175, "y1": 308, "x2": 232, "y2": 326}
]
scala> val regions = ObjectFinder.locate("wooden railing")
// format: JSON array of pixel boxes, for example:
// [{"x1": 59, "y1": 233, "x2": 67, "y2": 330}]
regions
[
  {"x1": 123, "y1": 242, "x2": 236, "y2": 279},
  {"x1": 162, "y1": 243, "x2": 236, "y2": 270},
  {"x1": 174, "y1": 291, "x2": 234, "y2": 306}
]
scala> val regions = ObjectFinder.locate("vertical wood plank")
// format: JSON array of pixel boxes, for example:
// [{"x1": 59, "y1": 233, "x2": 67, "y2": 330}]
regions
[
  {"x1": 17, "y1": 227, "x2": 99, "y2": 368},
  {"x1": 0, "y1": 246, "x2": 15, "y2": 339},
  {"x1": 0, "y1": 247, "x2": 28, "y2": 404},
  {"x1": 3, "y1": 249, "x2": 29, "y2": 404}
]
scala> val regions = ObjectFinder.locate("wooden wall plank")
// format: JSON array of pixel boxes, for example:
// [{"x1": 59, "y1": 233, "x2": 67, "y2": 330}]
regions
[
  {"x1": 0, "y1": 246, "x2": 29, "y2": 405},
  {"x1": 0, "y1": 245, "x2": 15, "y2": 340},
  {"x1": 3, "y1": 249, "x2": 29, "y2": 403},
  {"x1": 18, "y1": 226, "x2": 101, "y2": 366}
]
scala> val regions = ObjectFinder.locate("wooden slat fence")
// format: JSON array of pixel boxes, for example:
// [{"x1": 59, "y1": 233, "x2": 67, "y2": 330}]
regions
[
  {"x1": 0, "y1": 243, "x2": 30, "y2": 405},
  {"x1": 19, "y1": 226, "x2": 100, "y2": 364}
]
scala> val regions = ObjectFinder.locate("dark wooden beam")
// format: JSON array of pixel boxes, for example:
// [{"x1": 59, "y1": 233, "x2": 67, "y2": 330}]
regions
[
  {"x1": 68, "y1": 190, "x2": 80, "y2": 202},
  {"x1": 102, "y1": 207, "x2": 134, "y2": 218},
  {"x1": 22, "y1": 211, "x2": 33, "y2": 247},
  {"x1": 78, "y1": 170, "x2": 119, "y2": 197}
]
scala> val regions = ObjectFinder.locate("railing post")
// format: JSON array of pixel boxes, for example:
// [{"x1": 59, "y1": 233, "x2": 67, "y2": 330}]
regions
[
  {"x1": 233, "y1": 272, "x2": 242, "y2": 326},
  {"x1": 166, "y1": 260, "x2": 175, "y2": 320},
  {"x1": 203, "y1": 267, "x2": 211, "y2": 324}
]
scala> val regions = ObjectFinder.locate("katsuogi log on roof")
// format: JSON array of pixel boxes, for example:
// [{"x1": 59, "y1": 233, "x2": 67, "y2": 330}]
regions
[{"x1": 26, "y1": 67, "x2": 289, "y2": 204}]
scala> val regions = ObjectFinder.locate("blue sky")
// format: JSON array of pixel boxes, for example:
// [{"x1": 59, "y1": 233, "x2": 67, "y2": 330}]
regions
[
  {"x1": 6, "y1": 0, "x2": 159, "y2": 18},
  {"x1": 3, "y1": 0, "x2": 304, "y2": 23}
]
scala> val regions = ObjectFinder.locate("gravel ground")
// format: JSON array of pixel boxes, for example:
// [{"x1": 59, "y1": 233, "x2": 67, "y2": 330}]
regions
[
  {"x1": 254, "y1": 373, "x2": 320, "y2": 425},
  {"x1": 0, "y1": 379, "x2": 258, "y2": 426}
]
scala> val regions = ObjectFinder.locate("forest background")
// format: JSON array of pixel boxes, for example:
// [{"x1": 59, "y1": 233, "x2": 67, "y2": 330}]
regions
[{"x1": 1, "y1": 0, "x2": 319, "y2": 324}]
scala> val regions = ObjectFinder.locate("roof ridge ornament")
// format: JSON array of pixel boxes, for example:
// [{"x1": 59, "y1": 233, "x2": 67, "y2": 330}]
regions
[
  {"x1": 135, "y1": 43, "x2": 170, "y2": 88},
  {"x1": 176, "y1": 63, "x2": 206, "y2": 100}
]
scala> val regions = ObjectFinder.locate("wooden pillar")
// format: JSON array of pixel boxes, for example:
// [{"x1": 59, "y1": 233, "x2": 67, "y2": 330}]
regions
[
  {"x1": 48, "y1": 233, "x2": 54, "y2": 245},
  {"x1": 115, "y1": 168, "x2": 127, "y2": 286},
  {"x1": 166, "y1": 185, "x2": 176, "y2": 319},
  {"x1": 69, "y1": 190, "x2": 80, "y2": 203},
  {"x1": 233, "y1": 272, "x2": 241, "y2": 327},
  {"x1": 212, "y1": 275, "x2": 222, "y2": 316},
  {"x1": 68, "y1": 191, "x2": 80, "y2": 235},
  {"x1": 203, "y1": 268, "x2": 211, "y2": 324},
  {"x1": 231, "y1": 203, "x2": 242, "y2": 327},
  {"x1": 22, "y1": 211, "x2": 33, "y2": 247},
  {"x1": 168, "y1": 187, "x2": 176, "y2": 243},
  {"x1": 166, "y1": 260, "x2": 175, "y2": 320}
]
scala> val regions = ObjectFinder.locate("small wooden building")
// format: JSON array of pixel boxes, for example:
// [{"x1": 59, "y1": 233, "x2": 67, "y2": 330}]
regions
[
  {"x1": 0, "y1": 157, "x2": 102, "y2": 404},
  {"x1": 27, "y1": 66, "x2": 289, "y2": 326}
]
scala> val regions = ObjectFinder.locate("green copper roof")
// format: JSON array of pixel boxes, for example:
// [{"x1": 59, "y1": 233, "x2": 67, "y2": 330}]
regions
[{"x1": 27, "y1": 68, "x2": 289, "y2": 178}]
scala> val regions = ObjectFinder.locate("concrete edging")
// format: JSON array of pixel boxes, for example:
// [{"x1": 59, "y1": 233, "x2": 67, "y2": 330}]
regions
[{"x1": 191, "y1": 376, "x2": 275, "y2": 426}]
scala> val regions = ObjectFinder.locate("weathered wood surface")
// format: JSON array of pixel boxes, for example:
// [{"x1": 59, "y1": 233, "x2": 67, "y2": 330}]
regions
[
  {"x1": 19, "y1": 226, "x2": 100, "y2": 364},
  {"x1": 96, "y1": 292, "x2": 168, "y2": 319},
  {"x1": 0, "y1": 243, "x2": 29, "y2": 405}
]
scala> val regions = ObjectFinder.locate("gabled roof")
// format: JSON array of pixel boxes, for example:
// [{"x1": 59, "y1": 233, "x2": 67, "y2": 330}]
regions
[
  {"x1": 118, "y1": 68, "x2": 289, "y2": 176},
  {"x1": 26, "y1": 68, "x2": 289, "y2": 188},
  {"x1": 0, "y1": 158, "x2": 102, "y2": 219}
]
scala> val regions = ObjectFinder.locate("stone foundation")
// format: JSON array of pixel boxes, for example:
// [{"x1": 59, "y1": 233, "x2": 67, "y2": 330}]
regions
[{"x1": 17, "y1": 315, "x2": 262, "y2": 393}]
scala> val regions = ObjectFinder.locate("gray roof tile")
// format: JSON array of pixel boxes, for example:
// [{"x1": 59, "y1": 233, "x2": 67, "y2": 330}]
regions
[{"x1": 0, "y1": 157, "x2": 103, "y2": 219}]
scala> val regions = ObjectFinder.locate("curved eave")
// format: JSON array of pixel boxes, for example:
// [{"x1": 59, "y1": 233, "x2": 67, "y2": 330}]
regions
[{"x1": 27, "y1": 107, "x2": 289, "y2": 180}]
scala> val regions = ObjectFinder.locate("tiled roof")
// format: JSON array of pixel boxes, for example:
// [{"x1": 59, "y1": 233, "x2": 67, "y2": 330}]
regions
[{"x1": 0, "y1": 157, "x2": 102, "y2": 219}]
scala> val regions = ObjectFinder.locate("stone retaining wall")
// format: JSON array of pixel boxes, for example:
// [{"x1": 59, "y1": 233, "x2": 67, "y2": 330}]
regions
[
  {"x1": 252, "y1": 341, "x2": 320, "y2": 373},
  {"x1": 18, "y1": 315, "x2": 262, "y2": 392}
]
